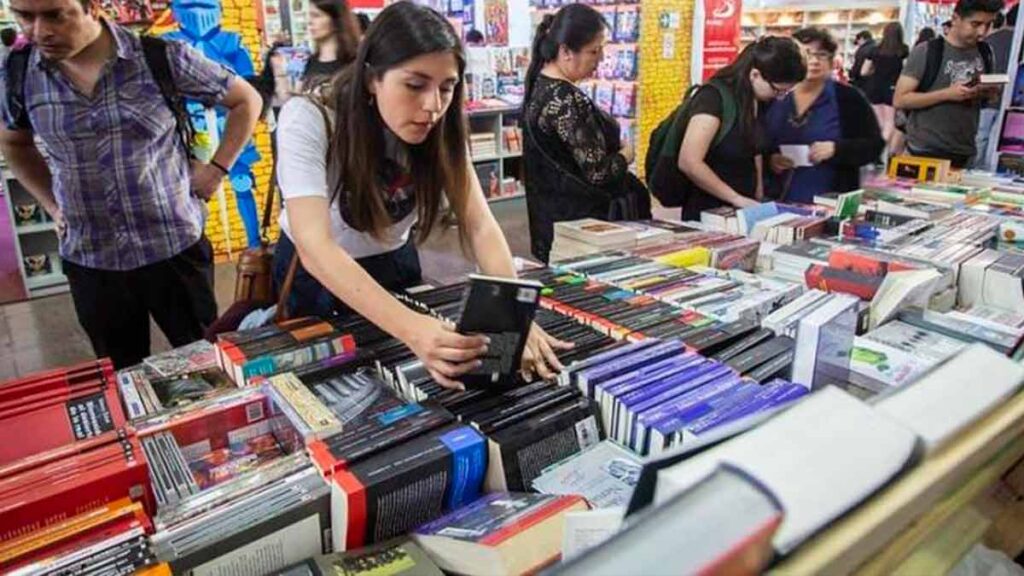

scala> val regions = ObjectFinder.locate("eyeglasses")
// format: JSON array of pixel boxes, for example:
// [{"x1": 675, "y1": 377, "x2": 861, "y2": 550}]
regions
[{"x1": 767, "y1": 80, "x2": 793, "y2": 97}]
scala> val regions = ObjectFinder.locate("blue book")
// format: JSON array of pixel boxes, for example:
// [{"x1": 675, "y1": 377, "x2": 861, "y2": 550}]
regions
[
  {"x1": 632, "y1": 374, "x2": 743, "y2": 454},
  {"x1": 576, "y1": 340, "x2": 685, "y2": 398},
  {"x1": 646, "y1": 381, "x2": 757, "y2": 454},
  {"x1": 735, "y1": 202, "x2": 780, "y2": 236},
  {"x1": 595, "y1": 354, "x2": 704, "y2": 431},
  {"x1": 604, "y1": 358, "x2": 716, "y2": 441},
  {"x1": 622, "y1": 364, "x2": 734, "y2": 448},
  {"x1": 613, "y1": 361, "x2": 726, "y2": 442},
  {"x1": 680, "y1": 383, "x2": 808, "y2": 444},
  {"x1": 562, "y1": 339, "x2": 659, "y2": 391}
]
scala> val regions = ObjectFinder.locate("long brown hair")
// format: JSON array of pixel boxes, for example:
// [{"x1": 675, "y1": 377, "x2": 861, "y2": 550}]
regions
[
  {"x1": 310, "y1": 0, "x2": 360, "y2": 64},
  {"x1": 326, "y1": 2, "x2": 469, "y2": 243},
  {"x1": 878, "y1": 22, "x2": 908, "y2": 57}
]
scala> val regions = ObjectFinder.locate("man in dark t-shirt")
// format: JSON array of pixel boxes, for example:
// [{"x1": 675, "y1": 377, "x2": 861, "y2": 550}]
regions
[
  {"x1": 850, "y1": 31, "x2": 875, "y2": 89},
  {"x1": 894, "y1": 0, "x2": 1004, "y2": 168}
]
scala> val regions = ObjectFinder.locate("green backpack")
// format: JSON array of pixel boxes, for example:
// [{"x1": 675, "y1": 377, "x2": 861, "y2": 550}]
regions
[{"x1": 644, "y1": 80, "x2": 737, "y2": 205}]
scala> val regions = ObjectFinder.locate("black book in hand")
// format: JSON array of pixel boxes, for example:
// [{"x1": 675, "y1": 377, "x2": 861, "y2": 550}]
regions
[{"x1": 457, "y1": 274, "x2": 543, "y2": 388}]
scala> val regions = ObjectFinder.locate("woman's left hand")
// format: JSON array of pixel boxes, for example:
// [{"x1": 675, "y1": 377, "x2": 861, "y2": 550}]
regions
[
  {"x1": 810, "y1": 141, "x2": 836, "y2": 164},
  {"x1": 521, "y1": 323, "x2": 575, "y2": 381}
]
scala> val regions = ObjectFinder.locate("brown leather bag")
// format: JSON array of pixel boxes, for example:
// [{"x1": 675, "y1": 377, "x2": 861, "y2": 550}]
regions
[{"x1": 233, "y1": 181, "x2": 279, "y2": 305}]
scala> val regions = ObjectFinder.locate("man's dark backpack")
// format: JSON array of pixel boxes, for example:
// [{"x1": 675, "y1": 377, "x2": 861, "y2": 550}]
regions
[
  {"x1": 917, "y1": 37, "x2": 994, "y2": 95},
  {"x1": 895, "y1": 38, "x2": 994, "y2": 132},
  {"x1": 5, "y1": 36, "x2": 195, "y2": 154},
  {"x1": 644, "y1": 80, "x2": 736, "y2": 207}
]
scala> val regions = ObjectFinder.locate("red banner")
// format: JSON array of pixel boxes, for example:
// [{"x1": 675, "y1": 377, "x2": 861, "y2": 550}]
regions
[{"x1": 702, "y1": 0, "x2": 742, "y2": 81}]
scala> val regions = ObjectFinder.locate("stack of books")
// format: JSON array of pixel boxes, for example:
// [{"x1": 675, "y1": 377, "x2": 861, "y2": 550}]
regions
[
  {"x1": 470, "y1": 132, "x2": 498, "y2": 158},
  {"x1": 117, "y1": 340, "x2": 236, "y2": 420},
  {"x1": 215, "y1": 317, "x2": 357, "y2": 387},
  {"x1": 563, "y1": 338, "x2": 807, "y2": 455},
  {"x1": 0, "y1": 360, "x2": 160, "y2": 573}
]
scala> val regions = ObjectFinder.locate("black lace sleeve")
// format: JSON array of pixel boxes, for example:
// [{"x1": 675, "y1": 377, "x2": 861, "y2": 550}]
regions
[{"x1": 536, "y1": 83, "x2": 628, "y2": 187}]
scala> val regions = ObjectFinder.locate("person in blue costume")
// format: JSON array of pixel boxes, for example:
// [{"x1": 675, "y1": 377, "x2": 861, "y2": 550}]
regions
[
  {"x1": 164, "y1": 0, "x2": 262, "y2": 248},
  {"x1": 764, "y1": 27, "x2": 883, "y2": 204}
]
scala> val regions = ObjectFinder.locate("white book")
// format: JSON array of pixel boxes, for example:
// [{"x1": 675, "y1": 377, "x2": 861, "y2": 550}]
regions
[
  {"x1": 874, "y1": 344, "x2": 1024, "y2": 451},
  {"x1": 791, "y1": 294, "x2": 860, "y2": 389},
  {"x1": 870, "y1": 269, "x2": 942, "y2": 330},
  {"x1": 654, "y1": 387, "x2": 920, "y2": 554}
]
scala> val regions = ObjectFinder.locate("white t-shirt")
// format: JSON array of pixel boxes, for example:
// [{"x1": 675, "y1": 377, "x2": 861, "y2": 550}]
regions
[{"x1": 276, "y1": 97, "x2": 418, "y2": 259}]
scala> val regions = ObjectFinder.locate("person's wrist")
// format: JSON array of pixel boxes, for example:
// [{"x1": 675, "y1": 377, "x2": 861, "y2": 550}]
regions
[{"x1": 209, "y1": 159, "x2": 230, "y2": 176}]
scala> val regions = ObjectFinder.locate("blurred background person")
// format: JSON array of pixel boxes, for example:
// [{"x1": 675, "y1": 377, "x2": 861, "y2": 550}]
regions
[{"x1": 861, "y1": 22, "x2": 909, "y2": 153}]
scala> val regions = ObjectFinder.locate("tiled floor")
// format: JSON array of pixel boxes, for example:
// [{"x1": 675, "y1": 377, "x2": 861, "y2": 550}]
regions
[{"x1": 0, "y1": 197, "x2": 534, "y2": 380}]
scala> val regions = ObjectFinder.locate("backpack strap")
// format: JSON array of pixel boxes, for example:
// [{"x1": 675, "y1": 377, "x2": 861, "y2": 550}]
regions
[
  {"x1": 978, "y1": 40, "x2": 994, "y2": 74},
  {"x1": 5, "y1": 46, "x2": 33, "y2": 131},
  {"x1": 708, "y1": 79, "x2": 736, "y2": 149},
  {"x1": 919, "y1": 37, "x2": 946, "y2": 93},
  {"x1": 139, "y1": 35, "x2": 196, "y2": 157}
]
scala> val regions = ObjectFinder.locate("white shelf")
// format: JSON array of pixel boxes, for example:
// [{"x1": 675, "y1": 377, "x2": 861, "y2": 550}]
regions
[
  {"x1": 26, "y1": 271, "x2": 66, "y2": 291},
  {"x1": 487, "y1": 192, "x2": 525, "y2": 203},
  {"x1": 16, "y1": 222, "x2": 55, "y2": 235},
  {"x1": 471, "y1": 152, "x2": 522, "y2": 163}
]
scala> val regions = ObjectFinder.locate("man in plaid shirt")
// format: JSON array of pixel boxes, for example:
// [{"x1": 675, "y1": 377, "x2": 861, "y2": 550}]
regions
[{"x1": 0, "y1": 0, "x2": 262, "y2": 368}]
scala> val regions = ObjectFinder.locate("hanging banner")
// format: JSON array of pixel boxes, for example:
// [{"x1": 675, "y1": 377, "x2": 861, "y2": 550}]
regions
[{"x1": 701, "y1": 0, "x2": 741, "y2": 81}]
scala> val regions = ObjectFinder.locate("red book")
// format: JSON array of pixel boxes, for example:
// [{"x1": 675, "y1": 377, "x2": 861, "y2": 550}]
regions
[
  {"x1": 0, "y1": 435, "x2": 153, "y2": 543},
  {"x1": 0, "y1": 379, "x2": 125, "y2": 466},
  {"x1": 805, "y1": 265, "x2": 884, "y2": 300}
]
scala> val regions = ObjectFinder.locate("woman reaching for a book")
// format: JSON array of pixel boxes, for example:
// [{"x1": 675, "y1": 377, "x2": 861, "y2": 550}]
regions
[{"x1": 271, "y1": 2, "x2": 571, "y2": 389}]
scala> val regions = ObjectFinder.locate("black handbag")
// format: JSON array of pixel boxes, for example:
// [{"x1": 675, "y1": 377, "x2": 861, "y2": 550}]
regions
[{"x1": 523, "y1": 114, "x2": 650, "y2": 221}]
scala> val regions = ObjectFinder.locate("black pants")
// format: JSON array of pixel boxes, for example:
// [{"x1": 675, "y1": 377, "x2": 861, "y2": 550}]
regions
[
  {"x1": 272, "y1": 233, "x2": 422, "y2": 319},
  {"x1": 63, "y1": 237, "x2": 218, "y2": 369}
]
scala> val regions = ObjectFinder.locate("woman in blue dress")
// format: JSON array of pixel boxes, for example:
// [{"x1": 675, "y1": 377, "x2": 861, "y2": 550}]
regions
[{"x1": 764, "y1": 28, "x2": 884, "y2": 204}]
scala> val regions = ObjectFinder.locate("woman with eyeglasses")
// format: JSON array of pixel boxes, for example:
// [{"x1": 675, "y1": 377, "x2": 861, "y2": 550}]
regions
[
  {"x1": 650, "y1": 36, "x2": 805, "y2": 221},
  {"x1": 764, "y1": 28, "x2": 884, "y2": 204}
]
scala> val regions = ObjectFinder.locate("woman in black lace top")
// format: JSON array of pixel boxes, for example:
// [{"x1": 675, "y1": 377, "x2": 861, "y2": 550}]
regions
[{"x1": 521, "y1": 4, "x2": 638, "y2": 263}]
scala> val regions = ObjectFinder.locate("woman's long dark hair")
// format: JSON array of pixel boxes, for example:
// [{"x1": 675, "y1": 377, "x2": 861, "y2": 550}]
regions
[
  {"x1": 326, "y1": 2, "x2": 468, "y2": 243},
  {"x1": 311, "y1": 0, "x2": 360, "y2": 64},
  {"x1": 709, "y1": 36, "x2": 806, "y2": 140},
  {"x1": 878, "y1": 22, "x2": 908, "y2": 57},
  {"x1": 523, "y1": 4, "x2": 607, "y2": 106},
  {"x1": 915, "y1": 26, "x2": 936, "y2": 46}
]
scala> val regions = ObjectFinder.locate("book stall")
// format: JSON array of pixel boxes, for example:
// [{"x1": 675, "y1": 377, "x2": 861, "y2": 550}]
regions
[{"x1": 5, "y1": 153, "x2": 1024, "y2": 575}]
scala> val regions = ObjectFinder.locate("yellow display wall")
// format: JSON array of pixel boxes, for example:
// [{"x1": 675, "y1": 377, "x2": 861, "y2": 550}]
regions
[
  {"x1": 151, "y1": 0, "x2": 279, "y2": 262},
  {"x1": 216, "y1": 0, "x2": 278, "y2": 262},
  {"x1": 637, "y1": 0, "x2": 695, "y2": 182}
]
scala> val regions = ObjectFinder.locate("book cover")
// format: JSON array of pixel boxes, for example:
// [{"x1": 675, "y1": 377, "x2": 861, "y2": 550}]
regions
[
  {"x1": 414, "y1": 492, "x2": 586, "y2": 576},
  {"x1": 485, "y1": 397, "x2": 603, "y2": 492},
  {"x1": 331, "y1": 425, "x2": 486, "y2": 551},
  {"x1": 531, "y1": 440, "x2": 640, "y2": 509},
  {"x1": 305, "y1": 539, "x2": 443, "y2": 576},
  {"x1": 456, "y1": 275, "x2": 542, "y2": 387}
]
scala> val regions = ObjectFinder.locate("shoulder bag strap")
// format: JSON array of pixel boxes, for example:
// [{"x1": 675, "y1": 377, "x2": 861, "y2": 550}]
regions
[{"x1": 274, "y1": 96, "x2": 334, "y2": 322}]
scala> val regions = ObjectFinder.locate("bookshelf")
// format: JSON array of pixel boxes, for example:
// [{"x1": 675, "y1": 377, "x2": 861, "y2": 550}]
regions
[
  {"x1": 740, "y1": 2, "x2": 902, "y2": 71},
  {"x1": 2, "y1": 168, "x2": 68, "y2": 300},
  {"x1": 468, "y1": 105, "x2": 526, "y2": 202}
]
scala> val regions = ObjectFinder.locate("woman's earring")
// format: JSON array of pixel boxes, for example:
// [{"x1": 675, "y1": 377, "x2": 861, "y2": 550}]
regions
[{"x1": 368, "y1": 94, "x2": 376, "y2": 106}]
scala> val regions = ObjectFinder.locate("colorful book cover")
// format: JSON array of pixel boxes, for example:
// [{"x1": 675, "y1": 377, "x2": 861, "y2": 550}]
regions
[
  {"x1": 612, "y1": 83, "x2": 636, "y2": 118},
  {"x1": 615, "y1": 6, "x2": 639, "y2": 42},
  {"x1": 594, "y1": 82, "x2": 614, "y2": 114}
]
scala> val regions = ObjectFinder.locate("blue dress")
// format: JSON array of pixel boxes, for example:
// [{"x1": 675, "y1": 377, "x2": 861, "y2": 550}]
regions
[{"x1": 763, "y1": 81, "x2": 842, "y2": 204}]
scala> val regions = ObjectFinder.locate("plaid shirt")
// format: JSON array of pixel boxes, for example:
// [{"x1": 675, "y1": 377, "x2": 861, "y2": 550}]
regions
[{"x1": 0, "y1": 21, "x2": 233, "y2": 271}]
